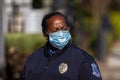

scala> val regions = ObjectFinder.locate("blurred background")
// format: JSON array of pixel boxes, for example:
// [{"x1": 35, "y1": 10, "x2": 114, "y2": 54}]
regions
[{"x1": 0, "y1": 0, "x2": 120, "y2": 80}]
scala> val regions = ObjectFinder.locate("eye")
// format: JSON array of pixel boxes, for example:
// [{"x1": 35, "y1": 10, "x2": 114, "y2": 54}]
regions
[
  {"x1": 62, "y1": 27, "x2": 70, "y2": 31},
  {"x1": 63, "y1": 28, "x2": 68, "y2": 30},
  {"x1": 52, "y1": 28, "x2": 58, "y2": 33}
]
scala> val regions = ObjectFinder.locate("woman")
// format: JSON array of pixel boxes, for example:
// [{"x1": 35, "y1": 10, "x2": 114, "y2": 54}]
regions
[{"x1": 20, "y1": 12, "x2": 102, "y2": 80}]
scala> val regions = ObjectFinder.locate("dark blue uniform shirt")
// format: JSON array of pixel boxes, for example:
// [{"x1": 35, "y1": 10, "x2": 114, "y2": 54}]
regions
[{"x1": 20, "y1": 42, "x2": 102, "y2": 80}]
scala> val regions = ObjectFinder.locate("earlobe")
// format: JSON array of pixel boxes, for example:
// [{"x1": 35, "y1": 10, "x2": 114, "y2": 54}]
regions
[{"x1": 43, "y1": 34, "x2": 46, "y2": 37}]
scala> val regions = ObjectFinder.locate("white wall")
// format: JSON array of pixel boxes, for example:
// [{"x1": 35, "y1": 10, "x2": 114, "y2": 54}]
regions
[{"x1": 23, "y1": 9, "x2": 46, "y2": 34}]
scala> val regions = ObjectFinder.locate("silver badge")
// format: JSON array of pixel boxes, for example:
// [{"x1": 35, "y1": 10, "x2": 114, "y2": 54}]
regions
[
  {"x1": 59, "y1": 63, "x2": 68, "y2": 74},
  {"x1": 91, "y1": 63, "x2": 101, "y2": 77}
]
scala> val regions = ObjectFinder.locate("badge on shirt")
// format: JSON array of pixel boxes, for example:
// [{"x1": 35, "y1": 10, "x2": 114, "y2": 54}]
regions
[
  {"x1": 59, "y1": 63, "x2": 68, "y2": 74},
  {"x1": 91, "y1": 63, "x2": 101, "y2": 77}
]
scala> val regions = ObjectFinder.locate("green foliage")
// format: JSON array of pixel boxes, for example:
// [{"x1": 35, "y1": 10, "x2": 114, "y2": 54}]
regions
[
  {"x1": 109, "y1": 11, "x2": 120, "y2": 39},
  {"x1": 5, "y1": 33, "x2": 46, "y2": 54}
]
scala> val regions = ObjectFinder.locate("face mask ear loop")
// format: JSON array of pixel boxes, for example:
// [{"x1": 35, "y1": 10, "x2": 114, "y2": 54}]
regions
[{"x1": 45, "y1": 31, "x2": 49, "y2": 36}]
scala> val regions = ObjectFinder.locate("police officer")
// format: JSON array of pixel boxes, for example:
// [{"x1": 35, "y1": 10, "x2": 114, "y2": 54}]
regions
[{"x1": 20, "y1": 12, "x2": 102, "y2": 80}]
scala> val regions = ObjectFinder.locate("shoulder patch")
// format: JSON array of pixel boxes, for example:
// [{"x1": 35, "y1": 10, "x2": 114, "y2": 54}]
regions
[{"x1": 91, "y1": 63, "x2": 101, "y2": 78}]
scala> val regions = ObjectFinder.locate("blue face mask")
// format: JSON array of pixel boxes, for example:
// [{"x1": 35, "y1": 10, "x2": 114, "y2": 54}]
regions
[{"x1": 48, "y1": 30, "x2": 71, "y2": 50}]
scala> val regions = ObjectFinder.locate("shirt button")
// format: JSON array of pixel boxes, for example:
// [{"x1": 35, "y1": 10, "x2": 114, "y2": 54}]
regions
[{"x1": 45, "y1": 66, "x2": 48, "y2": 70}]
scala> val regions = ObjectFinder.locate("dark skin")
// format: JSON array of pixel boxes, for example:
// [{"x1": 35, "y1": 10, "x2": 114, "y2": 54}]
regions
[{"x1": 44, "y1": 15, "x2": 69, "y2": 50}]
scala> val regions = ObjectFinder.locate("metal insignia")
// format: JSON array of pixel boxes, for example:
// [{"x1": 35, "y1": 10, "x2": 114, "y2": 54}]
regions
[
  {"x1": 91, "y1": 63, "x2": 101, "y2": 77},
  {"x1": 59, "y1": 63, "x2": 68, "y2": 74}
]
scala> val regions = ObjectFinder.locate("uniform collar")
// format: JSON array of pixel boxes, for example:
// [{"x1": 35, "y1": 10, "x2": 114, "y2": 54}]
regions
[{"x1": 44, "y1": 41, "x2": 71, "y2": 57}]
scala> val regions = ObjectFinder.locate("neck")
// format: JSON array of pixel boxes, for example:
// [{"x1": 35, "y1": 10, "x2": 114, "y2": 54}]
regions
[{"x1": 49, "y1": 42, "x2": 59, "y2": 51}]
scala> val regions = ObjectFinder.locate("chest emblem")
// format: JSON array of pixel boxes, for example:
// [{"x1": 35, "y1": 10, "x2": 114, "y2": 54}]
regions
[{"x1": 59, "y1": 63, "x2": 68, "y2": 74}]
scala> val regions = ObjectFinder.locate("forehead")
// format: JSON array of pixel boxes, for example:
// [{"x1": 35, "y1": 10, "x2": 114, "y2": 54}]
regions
[{"x1": 47, "y1": 15, "x2": 66, "y2": 24}]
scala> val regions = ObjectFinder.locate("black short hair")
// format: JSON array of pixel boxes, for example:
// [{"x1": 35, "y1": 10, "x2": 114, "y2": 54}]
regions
[{"x1": 41, "y1": 12, "x2": 68, "y2": 35}]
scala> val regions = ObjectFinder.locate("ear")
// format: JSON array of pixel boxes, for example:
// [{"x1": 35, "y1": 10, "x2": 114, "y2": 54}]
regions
[{"x1": 43, "y1": 34, "x2": 49, "y2": 40}]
